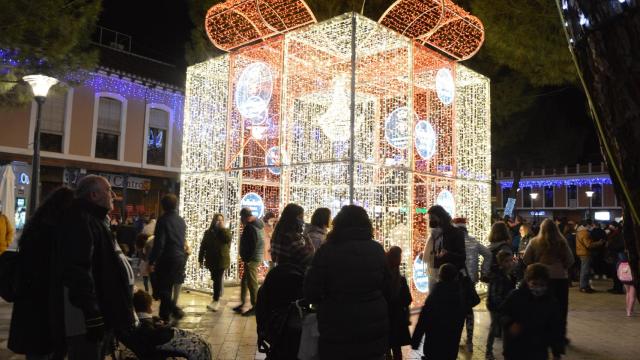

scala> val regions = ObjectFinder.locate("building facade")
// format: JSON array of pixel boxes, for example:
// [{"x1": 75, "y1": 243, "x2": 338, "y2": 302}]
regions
[
  {"x1": 0, "y1": 47, "x2": 184, "y2": 222},
  {"x1": 494, "y1": 162, "x2": 622, "y2": 223}
]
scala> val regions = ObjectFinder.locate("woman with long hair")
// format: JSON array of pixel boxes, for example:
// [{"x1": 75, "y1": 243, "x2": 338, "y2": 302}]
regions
[
  {"x1": 523, "y1": 218, "x2": 574, "y2": 344},
  {"x1": 488, "y1": 221, "x2": 512, "y2": 273},
  {"x1": 304, "y1": 207, "x2": 331, "y2": 250},
  {"x1": 304, "y1": 205, "x2": 390, "y2": 360},
  {"x1": 198, "y1": 213, "x2": 231, "y2": 311},
  {"x1": 9, "y1": 187, "x2": 75, "y2": 360},
  {"x1": 270, "y1": 203, "x2": 313, "y2": 265}
]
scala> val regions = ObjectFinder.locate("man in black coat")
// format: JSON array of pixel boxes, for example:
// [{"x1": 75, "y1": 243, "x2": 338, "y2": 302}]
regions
[
  {"x1": 233, "y1": 208, "x2": 265, "y2": 316},
  {"x1": 62, "y1": 175, "x2": 136, "y2": 360},
  {"x1": 148, "y1": 194, "x2": 187, "y2": 322}
]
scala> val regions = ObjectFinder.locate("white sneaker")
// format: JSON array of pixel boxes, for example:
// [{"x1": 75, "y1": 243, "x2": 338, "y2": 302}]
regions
[{"x1": 207, "y1": 301, "x2": 220, "y2": 311}]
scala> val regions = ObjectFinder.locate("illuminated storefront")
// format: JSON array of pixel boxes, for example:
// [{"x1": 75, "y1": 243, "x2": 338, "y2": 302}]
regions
[{"x1": 181, "y1": 0, "x2": 491, "y2": 302}]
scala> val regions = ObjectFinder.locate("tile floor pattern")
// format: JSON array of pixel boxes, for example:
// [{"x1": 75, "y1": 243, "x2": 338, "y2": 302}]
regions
[{"x1": 1, "y1": 279, "x2": 639, "y2": 359}]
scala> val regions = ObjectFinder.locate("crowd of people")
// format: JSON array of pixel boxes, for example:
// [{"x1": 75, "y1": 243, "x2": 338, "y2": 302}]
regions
[{"x1": 2, "y1": 175, "x2": 638, "y2": 360}]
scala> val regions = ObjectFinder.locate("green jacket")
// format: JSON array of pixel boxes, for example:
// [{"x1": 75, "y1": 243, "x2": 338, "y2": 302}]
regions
[{"x1": 198, "y1": 227, "x2": 231, "y2": 270}]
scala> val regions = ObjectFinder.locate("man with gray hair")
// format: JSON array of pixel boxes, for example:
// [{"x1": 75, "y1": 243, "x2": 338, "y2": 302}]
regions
[{"x1": 62, "y1": 175, "x2": 136, "y2": 359}]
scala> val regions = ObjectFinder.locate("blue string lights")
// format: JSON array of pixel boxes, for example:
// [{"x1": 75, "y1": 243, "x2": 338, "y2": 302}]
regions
[{"x1": 498, "y1": 176, "x2": 613, "y2": 189}]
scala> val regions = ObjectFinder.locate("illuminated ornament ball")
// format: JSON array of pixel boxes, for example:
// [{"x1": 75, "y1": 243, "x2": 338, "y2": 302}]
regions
[
  {"x1": 435, "y1": 68, "x2": 455, "y2": 105},
  {"x1": 235, "y1": 62, "x2": 273, "y2": 125},
  {"x1": 385, "y1": 107, "x2": 412, "y2": 149},
  {"x1": 414, "y1": 120, "x2": 437, "y2": 160},
  {"x1": 436, "y1": 189, "x2": 456, "y2": 217},
  {"x1": 413, "y1": 255, "x2": 429, "y2": 293},
  {"x1": 240, "y1": 192, "x2": 265, "y2": 218},
  {"x1": 265, "y1": 146, "x2": 289, "y2": 175}
]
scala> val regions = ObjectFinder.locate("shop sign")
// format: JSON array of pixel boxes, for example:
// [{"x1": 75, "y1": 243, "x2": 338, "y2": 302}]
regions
[{"x1": 98, "y1": 173, "x2": 151, "y2": 191}]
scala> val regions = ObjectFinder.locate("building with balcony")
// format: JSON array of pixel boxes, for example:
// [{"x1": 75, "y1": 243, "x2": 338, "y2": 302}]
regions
[{"x1": 494, "y1": 162, "x2": 622, "y2": 223}]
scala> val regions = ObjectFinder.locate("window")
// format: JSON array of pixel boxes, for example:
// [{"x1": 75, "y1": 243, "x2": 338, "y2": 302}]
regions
[
  {"x1": 96, "y1": 97, "x2": 122, "y2": 159},
  {"x1": 567, "y1": 185, "x2": 577, "y2": 208},
  {"x1": 523, "y1": 187, "x2": 532, "y2": 208},
  {"x1": 502, "y1": 187, "x2": 511, "y2": 207},
  {"x1": 544, "y1": 186, "x2": 554, "y2": 208},
  {"x1": 40, "y1": 91, "x2": 66, "y2": 152},
  {"x1": 591, "y1": 184, "x2": 603, "y2": 207},
  {"x1": 147, "y1": 108, "x2": 169, "y2": 166}
]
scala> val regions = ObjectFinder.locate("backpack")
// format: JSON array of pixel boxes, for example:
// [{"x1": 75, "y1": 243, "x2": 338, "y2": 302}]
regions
[
  {"x1": 0, "y1": 250, "x2": 21, "y2": 302},
  {"x1": 618, "y1": 261, "x2": 633, "y2": 283}
]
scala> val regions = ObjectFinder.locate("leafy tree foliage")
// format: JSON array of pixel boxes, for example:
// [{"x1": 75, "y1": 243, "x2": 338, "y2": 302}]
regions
[{"x1": 0, "y1": 0, "x2": 102, "y2": 104}]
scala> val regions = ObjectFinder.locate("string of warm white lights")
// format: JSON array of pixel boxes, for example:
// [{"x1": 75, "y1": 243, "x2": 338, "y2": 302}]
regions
[{"x1": 181, "y1": 13, "x2": 490, "y2": 300}]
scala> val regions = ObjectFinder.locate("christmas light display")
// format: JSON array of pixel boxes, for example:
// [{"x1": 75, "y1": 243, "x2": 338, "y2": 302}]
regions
[
  {"x1": 379, "y1": 0, "x2": 485, "y2": 61},
  {"x1": 182, "y1": 5, "x2": 490, "y2": 297}
]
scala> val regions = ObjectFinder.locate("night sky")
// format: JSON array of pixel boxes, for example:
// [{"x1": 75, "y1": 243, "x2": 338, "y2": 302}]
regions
[{"x1": 98, "y1": 0, "x2": 192, "y2": 69}]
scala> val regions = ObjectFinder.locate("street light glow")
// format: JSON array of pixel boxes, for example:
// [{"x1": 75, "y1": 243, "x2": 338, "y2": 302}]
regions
[
  {"x1": 23, "y1": 74, "x2": 59, "y2": 98},
  {"x1": 585, "y1": 190, "x2": 595, "y2": 198},
  {"x1": 530, "y1": 192, "x2": 539, "y2": 200}
]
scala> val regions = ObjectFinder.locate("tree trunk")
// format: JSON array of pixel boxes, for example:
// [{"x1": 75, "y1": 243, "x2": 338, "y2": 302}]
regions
[{"x1": 559, "y1": 1, "x2": 640, "y2": 295}]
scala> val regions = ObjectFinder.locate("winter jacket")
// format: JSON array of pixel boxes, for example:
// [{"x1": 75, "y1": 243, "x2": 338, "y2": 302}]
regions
[
  {"x1": 198, "y1": 226, "x2": 231, "y2": 270},
  {"x1": 411, "y1": 280, "x2": 466, "y2": 360},
  {"x1": 522, "y1": 237, "x2": 574, "y2": 279},
  {"x1": 8, "y1": 213, "x2": 64, "y2": 355},
  {"x1": 303, "y1": 224, "x2": 328, "y2": 250},
  {"x1": 271, "y1": 230, "x2": 314, "y2": 264},
  {"x1": 500, "y1": 285, "x2": 564, "y2": 360},
  {"x1": 256, "y1": 262, "x2": 305, "y2": 359},
  {"x1": 62, "y1": 199, "x2": 136, "y2": 334},
  {"x1": 576, "y1": 226, "x2": 601, "y2": 257},
  {"x1": 388, "y1": 274, "x2": 412, "y2": 347},
  {"x1": 304, "y1": 228, "x2": 390, "y2": 360},
  {"x1": 465, "y1": 233, "x2": 491, "y2": 283},
  {"x1": 0, "y1": 213, "x2": 14, "y2": 254},
  {"x1": 429, "y1": 225, "x2": 466, "y2": 270},
  {"x1": 148, "y1": 210, "x2": 186, "y2": 266},
  {"x1": 123, "y1": 313, "x2": 174, "y2": 358},
  {"x1": 489, "y1": 241, "x2": 513, "y2": 273},
  {"x1": 142, "y1": 219, "x2": 156, "y2": 236},
  {"x1": 239, "y1": 219, "x2": 265, "y2": 263},
  {"x1": 487, "y1": 269, "x2": 516, "y2": 312}
]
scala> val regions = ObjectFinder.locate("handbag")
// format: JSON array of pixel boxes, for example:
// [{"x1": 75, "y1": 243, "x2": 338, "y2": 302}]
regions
[
  {"x1": 460, "y1": 267, "x2": 481, "y2": 310},
  {"x1": 297, "y1": 301, "x2": 319, "y2": 360},
  {"x1": 617, "y1": 261, "x2": 633, "y2": 283}
]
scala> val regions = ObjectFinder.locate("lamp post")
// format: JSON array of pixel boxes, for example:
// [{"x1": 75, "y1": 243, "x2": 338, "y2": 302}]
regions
[
  {"x1": 530, "y1": 192, "x2": 539, "y2": 224},
  {"x1": 585, "y1": 190, "x2": 594, "y2": 220},
  {"x1": 23, "y1": 75, "x2": 59, "y2": 218}
]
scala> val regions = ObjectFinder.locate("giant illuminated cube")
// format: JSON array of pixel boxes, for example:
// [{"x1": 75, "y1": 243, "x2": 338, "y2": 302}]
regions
[{"x1": 181, "y1": 1, "x2": 490, "y2": 302}]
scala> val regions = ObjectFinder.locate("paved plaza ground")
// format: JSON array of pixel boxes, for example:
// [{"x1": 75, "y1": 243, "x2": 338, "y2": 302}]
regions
[{"x1": 0, "y1": 279, "x2": 638, "y2": 359}]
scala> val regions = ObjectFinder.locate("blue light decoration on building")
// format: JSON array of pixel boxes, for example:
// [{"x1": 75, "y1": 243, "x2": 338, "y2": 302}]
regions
[
  {"x1": 69, "y1": 72, "x2": 184, "y2": 132},
  {"x1": 498, "y1": 176, "x2": 613, "y2": 189}
]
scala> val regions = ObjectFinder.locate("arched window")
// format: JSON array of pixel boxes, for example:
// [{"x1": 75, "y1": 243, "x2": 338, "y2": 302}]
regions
[
  {"x1": 96, "y1": 97, "x2": 123, "y2": 159},
  {"x1": 147, "y1": 108, "x2": 170, "y2": 166}
]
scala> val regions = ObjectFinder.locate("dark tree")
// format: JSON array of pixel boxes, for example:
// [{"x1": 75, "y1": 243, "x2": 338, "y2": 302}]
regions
[{"x1": 559, "y1": 0, "x2": 640, "y2": 297}]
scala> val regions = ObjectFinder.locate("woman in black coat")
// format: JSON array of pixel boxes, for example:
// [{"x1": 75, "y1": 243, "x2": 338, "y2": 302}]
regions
[
  {"x1": 9, "y1": 187, "x2": 74, "y2": 359},
  {"x1": 304, "y1": 205, "x2": 390, "y2": 360}
]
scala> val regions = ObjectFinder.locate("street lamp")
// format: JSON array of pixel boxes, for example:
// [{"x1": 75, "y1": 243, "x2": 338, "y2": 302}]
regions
[
  {"x1": 530, "y1": 192, "x2": 539, "y2": 224},
  {"x1": 585, "y1": 190, "x2": 594, "y2": 219},
  {"x1": 23, "y1": 74, "x2": 59, "y2": 218}
]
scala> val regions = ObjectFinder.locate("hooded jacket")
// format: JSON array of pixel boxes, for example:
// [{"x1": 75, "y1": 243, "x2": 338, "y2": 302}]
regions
[
  {"x1": 198, "y1": 226, "x2": 231, "y2": 270},
  {"x1": 240, "y1": 218, "x2": 265, "y2": 263}
]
